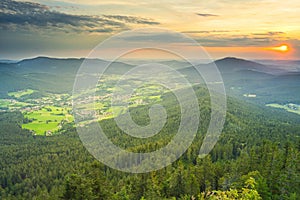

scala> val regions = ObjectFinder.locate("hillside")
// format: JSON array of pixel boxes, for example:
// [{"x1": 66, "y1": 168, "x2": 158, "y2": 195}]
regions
[
  {"x1": 0, "y1": 56, "x2": 299, "y2": 199},
  {"x1": 0, "y1": 57, "x2": 134, "y2": 97},
  {"x1": 1, "y1": 56, "x2": 299, "y2": 104},
  {"x1": 0, "y1": 85, "x2": 299, "y2": 199}
]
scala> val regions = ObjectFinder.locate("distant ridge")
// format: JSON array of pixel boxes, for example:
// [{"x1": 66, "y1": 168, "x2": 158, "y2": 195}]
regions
[
  {"x1": 0, "y1": 56, "x2": 299, "y2": 104},
  {"x1": 14, "y1": 56, "x2": 267, "y2": 68},
  {"x1": 16, "y1": 56, "x2": 132, "y2": 67},
  {"x1": 212, "y1": 57, "x2": 272, "y2": 74},
  {"x1": 214, "y1": 57, "x2": 265, "y2": 68},
  {"x1": 17, "y1": 56, "x2": 85, "y2": 65}
]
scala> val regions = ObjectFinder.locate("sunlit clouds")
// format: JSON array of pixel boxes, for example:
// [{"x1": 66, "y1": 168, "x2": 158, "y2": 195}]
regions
[{"x1": 0, "y1": 0, "x2": 299, "y2": 59}]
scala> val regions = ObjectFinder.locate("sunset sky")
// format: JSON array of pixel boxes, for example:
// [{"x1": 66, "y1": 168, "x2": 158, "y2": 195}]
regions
[{"x1": 1, "y1": 0, "x2": 299, "y2": 60}]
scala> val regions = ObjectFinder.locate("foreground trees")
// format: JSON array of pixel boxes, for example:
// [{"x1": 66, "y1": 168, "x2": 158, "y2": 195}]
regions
[{"x1": 0, "y1": 90, "x2": 299, "y2": 200}]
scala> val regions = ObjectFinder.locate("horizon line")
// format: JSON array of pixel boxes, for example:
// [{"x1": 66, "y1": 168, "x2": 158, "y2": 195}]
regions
[{"x1": 1, "y1": 56, "x2": 300, "y2": 63}]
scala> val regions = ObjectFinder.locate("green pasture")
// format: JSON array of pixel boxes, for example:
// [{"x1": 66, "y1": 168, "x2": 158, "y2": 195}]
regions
[
  {"x1": 8, "y1": 89, "x2": 36, "y2": 98},
  {"x1": 0, "y1": 99, "x2": 10, "y2": 108},
  {"x1": 0, "y1": 99, "x2": 31, "y2": 110},
  {"x1": 266, "y1": 103, "x2": 300, "y2": 115},
  {"x1": 22, "y1": 106, "x2": 73, "y2": 135}
]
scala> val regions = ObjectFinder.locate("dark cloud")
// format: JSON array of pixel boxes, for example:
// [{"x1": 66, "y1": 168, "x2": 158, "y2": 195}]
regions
[
  {"x1": 0, "y1": 0, "x2": 159, "y2": 33},
  {"x1": 252, "y1": 31, "x2": 285, "y2": 36},
  {"x1": 112, "y1": 28, "x2": 289, "y2": 48},
  {"x1": 103, "y1": 15, "x2": 160, "y2": 25},
  {"x1": 196, "y1": 13, "x2": 219, "y2": 17},
  {"x1": 114, "y1": 30, "x2": 282, "y2": 47},
  {"x1": 180, "y1": 30, "x2": 289, "y2": 47},
  {"x1": 199, "y1": 36, "x2": 279, "y2": 47}
]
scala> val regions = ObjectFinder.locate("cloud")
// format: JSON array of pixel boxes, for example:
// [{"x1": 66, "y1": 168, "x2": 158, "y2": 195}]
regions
[
  {"x1": 118, "y1": 31, "x2": 189, "y2": 43},
  {"x1": 193, "y1": 34, "x2": 288, "y2": 47},
  {"x1": 0, "y1": 0, "x2": 159, "y2": 34},
  {"x1": 103, "y1": 15, "x2": 160, "y2": 25},
  {"x1": 252, "y1": 32, "x2": 286, "y2": 36},
  {"x1": 180, "y1": 30, "x2": 290, "y2": 47},
  {"x1": 83, "y1": 28, "x2": 288, "y2": 48},
  {"x1": 182, "y1": 30, "x2": 234, "y2": 34},
  {"x1": 196, "y1": 13, "x2": 219, "y2": 17}
]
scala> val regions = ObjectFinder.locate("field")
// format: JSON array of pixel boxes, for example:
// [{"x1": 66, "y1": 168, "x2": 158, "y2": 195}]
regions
[
  {"x1": 266, "y1": 103, "x2": 300, "y2": 115},
  {"x1": 2, "y1": 77, "x2": 171, "y2": 135},
  {"x1": 1, "y1": 90, "x2": 74, "y2": 135},
  {"x1": 23, "y1": 106, "x2": 73, "y2": 135},
  {"x1": 8, "y1": 89, "x2": 36, "y2": 98},
  {"x1": 0, "y1": 99, "x2": 31, "y2": 110},
  {"x1": 0, "y1": 99, "x2": 11, "y2": 108}
]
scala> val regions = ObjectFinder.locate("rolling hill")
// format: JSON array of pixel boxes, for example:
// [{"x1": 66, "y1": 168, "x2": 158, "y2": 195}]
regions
[{"x1": 1, "y1": 56, "x2": 299, "y2": 105}]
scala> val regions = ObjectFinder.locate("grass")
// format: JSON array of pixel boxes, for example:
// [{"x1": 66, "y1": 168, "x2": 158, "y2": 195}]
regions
[
  {"x1": 0, "y1": 99, "x2": 31, "y2": 110},
  {"x1": 22, "y1": 106, "x2": 73, "y2": 135},
  {"x1": 0, "y1": 99, "x2": 11, "y2": 107},
  {"x1": 8, "y1": 89, "x2": 36, "y2": 98},
  {"x1": 2, "y1": 91, "x2": 74, "y2": 135},
  {"x1": 266, "y1": 103, "x2": 300, "y2": 115},
  {"x1": 4, "y1": 80, "x2": 168, "y2": 135},
  {"x1": 23, "y1": 123, "x2": 60, "y2": 135},
  {"x1": 10, "y1": 102, "x2": 31, "y2": 109}
]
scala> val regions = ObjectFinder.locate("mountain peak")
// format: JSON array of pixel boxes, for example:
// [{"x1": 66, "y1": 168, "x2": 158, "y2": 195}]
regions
[
  {"x1": 18, "y1": 56, "x2": 84, "y2": 64},
  {"x1": 214, "y1": 57, "x2": 265, "y2": 68},
  {"x1": 211, "y1": 57, "x2": 270, "y2": 74},
  {"x1": 217, "y1": 57, "x2": 243, "y2": 61},
  {"x1": 215, "y1": 57, "x2": 259, "y2": 64}
]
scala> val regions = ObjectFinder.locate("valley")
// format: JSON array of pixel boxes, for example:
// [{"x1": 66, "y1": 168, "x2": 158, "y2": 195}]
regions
[
  {"x1": 0, "y1": 91, "x2": 73, "y2": 135},
  {"x1": 0, "y1": 76, "x2": 168, "y2": 135},
  {"x1": 0, "y1": 57, "x2": 299, "y2": 135},
  {"x1": 0, "y1": 56, "x2": 299, "y2": 199}
]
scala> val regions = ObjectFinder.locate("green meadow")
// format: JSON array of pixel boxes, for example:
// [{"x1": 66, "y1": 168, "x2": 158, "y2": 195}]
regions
[
  {"x1": 6, "y1": 82, "x2": 166, "y2": 135},
  {"x1": 0, "y1": 99, "x2": 11, "y2": 107},
  {"x1": 8, "y1": 89, "x2": 36, "y2": 98},
  {"x1": 22, "y1": 106, "x2": 73, "y2": 135},
  {"x1": 0, "y1": 99, "x2": 31, "y2": 110},
  {"x1": 266, "y1": 103, "x2": 300, "y2": 115}
]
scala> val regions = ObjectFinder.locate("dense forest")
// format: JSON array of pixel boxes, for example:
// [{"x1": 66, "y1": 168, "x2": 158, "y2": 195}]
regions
[{"x1": 0, "y1": 87, "x2": 299, "y2": 199}]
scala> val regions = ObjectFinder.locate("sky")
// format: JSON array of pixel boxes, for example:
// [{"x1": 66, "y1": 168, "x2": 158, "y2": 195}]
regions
[{"x1": 0, "y1": 0, "x2": 300, "y2": 60}]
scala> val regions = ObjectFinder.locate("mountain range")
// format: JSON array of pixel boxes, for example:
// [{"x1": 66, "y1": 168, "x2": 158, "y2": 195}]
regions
[{"x1": 1, "y1": 56, "x2": 299, "y2": 105}]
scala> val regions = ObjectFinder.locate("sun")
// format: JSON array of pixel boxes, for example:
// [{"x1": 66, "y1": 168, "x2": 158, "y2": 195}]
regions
[
  {"x1": 269, "y1": 44, "x2": 290, "y2": 52},
  {"x1": 277, "y1": 45, "x2": 288, "y2": 51}
]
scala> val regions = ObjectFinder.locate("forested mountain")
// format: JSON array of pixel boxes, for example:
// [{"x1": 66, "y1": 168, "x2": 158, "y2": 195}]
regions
[
  {"x1": 0, "y1": 57, "x2": 299, "y2": 199},
  {"x1": 181, "y1": 57, "x2": 300, "y2": 104},
  {"x1": 0, "y1": 57, "x2": 133, "y2": 97},
  {"x1": 1, "y1": 57, "x2": 299, "y2": 104},
  {"x1": 0, "y1": 86, "x2": 299, "y2": 199}
]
